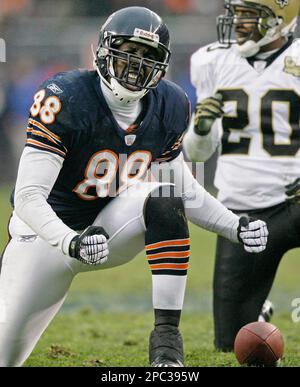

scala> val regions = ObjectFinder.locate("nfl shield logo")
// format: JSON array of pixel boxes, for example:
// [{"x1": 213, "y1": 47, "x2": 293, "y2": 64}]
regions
[{"x1": 125, "y1": 135, "x2": 136, "y2": 146}]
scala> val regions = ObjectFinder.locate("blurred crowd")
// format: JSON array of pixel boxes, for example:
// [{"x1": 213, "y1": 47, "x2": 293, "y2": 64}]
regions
[{"x1": 0, "y1": 0, "x2": 222, "y2": 17}]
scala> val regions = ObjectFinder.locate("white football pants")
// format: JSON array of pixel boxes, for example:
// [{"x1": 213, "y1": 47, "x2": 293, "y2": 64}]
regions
[{"x1": 0, "y1": 182, "x2": 166, "y2": 366}]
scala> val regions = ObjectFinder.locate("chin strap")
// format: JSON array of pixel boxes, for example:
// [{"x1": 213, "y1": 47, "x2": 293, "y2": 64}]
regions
[
  {"x1": 238, "y1": 16, "x2": 297, "y2": 58},
  {"x1": 109, "y1": 77, "x2": 148, "y2": 104},
  {"x1": 238, "y1": 26, "x2": 281, "y2": 57}
]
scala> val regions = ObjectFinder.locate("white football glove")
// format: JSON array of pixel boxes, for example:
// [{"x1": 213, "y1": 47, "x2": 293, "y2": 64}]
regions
[
  {"x1": 69, "y1": 226, "x2": 109, "y2": 265},
  {"x1": 237, "y1": 216, "x2": 268, "y2": 253}
]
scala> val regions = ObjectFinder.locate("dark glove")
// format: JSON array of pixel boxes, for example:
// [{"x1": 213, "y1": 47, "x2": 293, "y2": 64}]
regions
[
  {"x1": 194, "y1": 93, "x2": 224, "y2": 135},
  {"x1": 69, "y1": 226, "x2": 109, "y2": 265},
  {"x1": 285, "y1": 178, "x2": 300, "y2": 201}
]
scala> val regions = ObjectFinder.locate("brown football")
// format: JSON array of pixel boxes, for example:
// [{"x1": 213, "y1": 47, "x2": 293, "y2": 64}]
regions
[{"x1": 234, "y1": 322, "x2": 284, "y2": 367}]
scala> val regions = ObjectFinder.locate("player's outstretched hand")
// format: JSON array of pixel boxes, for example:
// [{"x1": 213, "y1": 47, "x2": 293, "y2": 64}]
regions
[
  {"x1": 69, "y1": 226, "x2": 109, "y2": 265},
  {"x1": 194, "y1": 93, "x2": 224, "y2": 135},
  {"x1": 237, "y1": 216, "x2": 268, "y2": 253}
]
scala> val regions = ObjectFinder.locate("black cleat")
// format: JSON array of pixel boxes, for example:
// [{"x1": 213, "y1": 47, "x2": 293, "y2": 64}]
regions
[
  {"x1": 258, "y1": 300, "x2": 274, "y2": 323},
  {"x1": 149, "y1": 325, "x2": 184, "y2": 367}
]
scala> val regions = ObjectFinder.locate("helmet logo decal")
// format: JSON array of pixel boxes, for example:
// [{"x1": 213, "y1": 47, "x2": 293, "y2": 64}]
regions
[
  {"x1": 275, "y1": 0, "x2": 289, "y2": 8},
  {"x1": 134, "y1": 28, "x2": 159, "y2": 43}
]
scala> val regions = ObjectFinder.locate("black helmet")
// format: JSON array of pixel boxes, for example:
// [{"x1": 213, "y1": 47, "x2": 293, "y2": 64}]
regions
[{"x1": 95, "y1": 7, "x2": 171, "y2": 102}]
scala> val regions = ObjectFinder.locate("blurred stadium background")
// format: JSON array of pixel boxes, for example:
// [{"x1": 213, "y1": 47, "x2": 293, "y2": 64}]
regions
[{"x1": 1, "y1": 0, "x2": 300, "y2": 366}]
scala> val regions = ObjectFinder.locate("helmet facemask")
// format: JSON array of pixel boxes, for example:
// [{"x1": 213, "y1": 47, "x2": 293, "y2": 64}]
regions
[
  {"x1": 96, "y1": 33, "x2": 171, "y2": 102},
  {"x1": 217, "y1": 1, "x2": 291, "y2": 57}
]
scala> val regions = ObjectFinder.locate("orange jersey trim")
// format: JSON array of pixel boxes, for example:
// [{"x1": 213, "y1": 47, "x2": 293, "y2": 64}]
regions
[
  {"x1": 26, "y1": 139, "x2": 66, "y2": 157},
  {"x1": 27, "y1": 127, "x2": 60, "y2": 146},
  {"x1": 28, "y1": 118, "x2": 62, "y2": 143}
]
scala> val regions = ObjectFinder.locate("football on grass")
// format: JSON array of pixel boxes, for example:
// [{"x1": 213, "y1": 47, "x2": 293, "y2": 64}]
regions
[{"x1": 234, "y1": 322, "x2": 284, "y2": 367}]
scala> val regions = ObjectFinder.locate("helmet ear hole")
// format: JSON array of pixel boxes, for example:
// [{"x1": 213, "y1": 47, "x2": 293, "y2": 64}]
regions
[{"x1": 266, "y1": 17, "x2": 280, "y2": 28}]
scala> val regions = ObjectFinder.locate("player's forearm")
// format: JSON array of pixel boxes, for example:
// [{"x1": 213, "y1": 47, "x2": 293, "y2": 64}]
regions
[
  {"x1": 166, "y1": 155, "x2": 239, "y2": 242},
  {"x1": 183, "y1": 117, "x2": 219, "y2": 162},
  {"x1": 184, "y1": 189, "x2": 239, "y2": 243},
  {"x1": 14, "y1": 147, "x2": 77, "y2": 254}
]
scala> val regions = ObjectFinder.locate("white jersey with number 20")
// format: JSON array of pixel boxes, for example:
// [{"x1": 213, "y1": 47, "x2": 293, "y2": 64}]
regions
[{"x1": 190, "y1": 39, "x2": 300, "y2": 210}]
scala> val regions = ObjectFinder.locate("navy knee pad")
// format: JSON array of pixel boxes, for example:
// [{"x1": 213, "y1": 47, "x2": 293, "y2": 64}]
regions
[{"x1": 144, "y1": 186, "x2": 189, "y2": 240}]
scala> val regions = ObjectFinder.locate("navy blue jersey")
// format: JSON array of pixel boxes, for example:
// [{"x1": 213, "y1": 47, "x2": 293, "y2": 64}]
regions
[{"x1": 18, "y1": 70, "x2": 190, "y2": 230}]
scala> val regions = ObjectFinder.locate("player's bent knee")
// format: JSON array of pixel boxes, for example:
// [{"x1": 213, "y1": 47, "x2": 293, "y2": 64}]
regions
[{"x1": 144, "y1": 186, "x2": 189, "y2": 237}]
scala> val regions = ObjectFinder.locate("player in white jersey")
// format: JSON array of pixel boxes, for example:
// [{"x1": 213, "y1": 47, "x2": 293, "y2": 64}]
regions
[
  {"x1": 0, "y1": 6, "x2": 268, "y2": 367},
  {"x1": 184, "y1": 0, "x2": 300, "y2": 351}
]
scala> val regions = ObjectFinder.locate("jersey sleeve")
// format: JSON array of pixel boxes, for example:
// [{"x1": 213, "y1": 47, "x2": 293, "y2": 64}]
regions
[
  {"x1": 155, "y1": 132, "x2": 185, "y2": 163},
  {"x1": 156, "y1": 87, "x2": 191, "y2": 163},
  {"x1": 14, "y1": 147, "x2": 78, "y2": 254},
  {"x1": 190, "y1": 45, "x2": 217, "y2": 102},
  {"x1": 25, "y1": 79, "x2": 73, "y2": 159}
]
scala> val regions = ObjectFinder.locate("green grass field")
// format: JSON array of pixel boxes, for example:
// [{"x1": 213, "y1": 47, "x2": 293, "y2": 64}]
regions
[{"x1": 1, "y1": 184, "x2": 300, "y2": 367}]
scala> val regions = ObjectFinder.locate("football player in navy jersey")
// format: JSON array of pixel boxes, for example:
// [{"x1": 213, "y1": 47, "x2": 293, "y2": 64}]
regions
[{"x1": 0, "y1": 6, "x2": 268, "y2": 367}]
